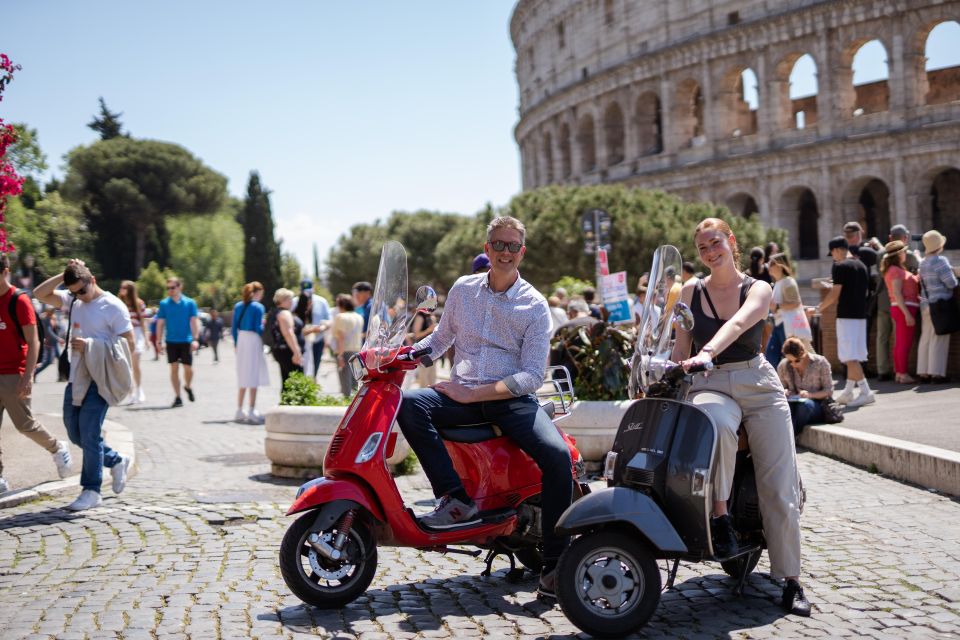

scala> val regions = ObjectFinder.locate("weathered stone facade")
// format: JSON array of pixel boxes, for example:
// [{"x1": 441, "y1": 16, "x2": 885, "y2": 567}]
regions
[{"x1": 511, "y1": 0, "x2": 960, "y2": 271}]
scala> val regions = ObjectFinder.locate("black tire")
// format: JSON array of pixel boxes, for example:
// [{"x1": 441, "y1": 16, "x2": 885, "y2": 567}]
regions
[
  {"x1": 279, "y1": 511, "x2": 377, "y2": 608},
  {"x1": 556, "y1": 530, "x2": 661, "y2": 638},
  {"x1": 514, "y1": 546, "x2": 542, "y2": 572},
  {"x1": 720, "y1": 549, "x2": 761, "y2": 579}
]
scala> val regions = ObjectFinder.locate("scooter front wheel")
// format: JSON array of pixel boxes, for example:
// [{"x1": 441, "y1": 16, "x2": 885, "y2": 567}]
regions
[
  {"x1": 556, "y1": 530, "x2": 661, "y2": 638},
  {"x1": 279, "y1": 511, "x2": 378, "y2": 608}
]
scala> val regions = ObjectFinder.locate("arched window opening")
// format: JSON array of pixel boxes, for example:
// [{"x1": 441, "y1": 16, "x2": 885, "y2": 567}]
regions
[
  {"x1": 577, "y1": 115, "x2": 597, "y2": 172},
  {"x1": 636, "y1": 92, "x2": 663, "y2": 155},
  {"x1": 726, "y1": 192, "x2": 759, "y2": 217},
  {"x1": 779, "y1": 187, "x2": 820, "y2": 259},
  {"x1": 851, "y1": 40, "x2": 890, "y2": 114},
  {"x1": 542, "y1": 133, "x2": 554, "y2": 184},
  {"x1": 924, "y1": 21, "x2": 960, "y2": 105},
  {"x1": 603, "y1": 102, "x2": 625, "y2": 165},
  {"x1": 677, "y1": 79, "x2": 705, "y2": 147},
  {"x1": 789, "y1": 54, "x2": 818, "y2": 130},
  {"x1": 732, "y1": 68, "x2": 759, "y2": 136},
  {"x1": 857, "y1": 179, "x2": 891, "y2": 240},
  {"x1": 932, "y1": 168, "x2": 960, "y2": 249},
  {"x1": 559, "y1": 123, "x2": 572, "y2": 179}
]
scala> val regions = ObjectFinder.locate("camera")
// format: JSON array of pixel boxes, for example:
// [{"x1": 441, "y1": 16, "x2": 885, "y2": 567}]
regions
[{"x1": 911, "y1": 233, "x2": 923, "y2": 242}]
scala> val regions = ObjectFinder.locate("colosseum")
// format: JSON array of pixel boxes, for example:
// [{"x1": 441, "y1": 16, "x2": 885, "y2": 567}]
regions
[{"x1": 511, "y1": 0, "x2": 960, "y2": 277}]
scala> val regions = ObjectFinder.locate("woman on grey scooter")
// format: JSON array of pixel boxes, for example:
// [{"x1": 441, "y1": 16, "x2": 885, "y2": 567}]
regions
[{"x1": 670, "y1": 217, "x2": 811, "y2": 617}]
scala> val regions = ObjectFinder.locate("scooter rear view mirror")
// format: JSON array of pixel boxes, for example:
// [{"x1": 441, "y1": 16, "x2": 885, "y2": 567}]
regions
[
  {"x1": 415, "y1": 285, "x2": 438, "y2": 314},
  {"x1": 672, "y1": 302, "x2": 694, "y2": 332}
]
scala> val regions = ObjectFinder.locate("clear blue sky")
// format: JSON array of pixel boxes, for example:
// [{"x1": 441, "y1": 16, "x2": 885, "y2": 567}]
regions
[
  {"x1": 2, "y1": 1, "x2": 520, "y2": 275},
  {"x1": 4, "y1": 4, "x2": 958, "y2": 276}
]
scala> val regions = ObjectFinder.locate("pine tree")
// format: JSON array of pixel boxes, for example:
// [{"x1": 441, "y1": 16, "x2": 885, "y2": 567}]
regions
[
  {"x1": 312, "y1": 243, "x2": 320, "y2": 282},
  {"x1": 241, "y1": 171, "x2": 282, "y2": 306},
  {"x1": 87, "y1": 97, "x2": 126, "y2": 140}
]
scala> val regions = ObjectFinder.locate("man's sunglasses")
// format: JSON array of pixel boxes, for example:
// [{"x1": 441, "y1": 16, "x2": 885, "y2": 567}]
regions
[
  {"x1": 489, "y1": 240, "x2": 523, "y2": 253},
  {"x1": 167, "y1": 285, "x2": 179, "y2": 290},
  {"x1": 70, "y1": 284, "x2": 89, "y2": 298}
]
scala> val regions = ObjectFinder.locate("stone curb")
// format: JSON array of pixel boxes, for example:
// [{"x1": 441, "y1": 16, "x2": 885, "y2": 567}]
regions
[
  {"x1": 798, "y1": 423, "x2": 960, "y2": 496},
  {"x1": 0, "y1": 415, "x2": 137, "y2": 509}
]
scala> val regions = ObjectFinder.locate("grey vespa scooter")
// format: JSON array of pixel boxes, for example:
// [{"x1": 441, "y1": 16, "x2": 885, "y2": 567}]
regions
[{"x1": 553, "y1": 245, "x2": 775, "y2": 638}]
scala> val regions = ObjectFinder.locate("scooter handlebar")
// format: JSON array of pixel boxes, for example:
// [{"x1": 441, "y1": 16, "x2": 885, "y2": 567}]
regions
[
  {"x1": 396, "y1": 346, "x2": 433, "y2": 367},
  {"x1": 663, "y1": 360, "x2": 713, "y2": 383}
]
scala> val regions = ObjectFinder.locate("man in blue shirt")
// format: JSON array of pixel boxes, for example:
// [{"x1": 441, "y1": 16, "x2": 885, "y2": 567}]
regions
[
  {"x1": 156, "y1": 277, "x2": 200, "y2": 408},
  {"x1": 292, "y1": 279, "x2": 331, "y2": 379},
  {"x1": 352, "y1": 281, "x2": 373, "y2": 338}
]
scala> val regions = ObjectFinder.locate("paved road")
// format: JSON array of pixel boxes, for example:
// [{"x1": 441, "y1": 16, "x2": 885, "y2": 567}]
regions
[{"x1": 2, "y1": 347, "x2": 960, "y2": 638}]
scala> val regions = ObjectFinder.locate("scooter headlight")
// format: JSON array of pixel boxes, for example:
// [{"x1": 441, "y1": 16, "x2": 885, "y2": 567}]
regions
[
  {"x1": 355, "y1": 432, "x2": 383, "y2": 464},
  {"x1": 604, "y1": 451, "x2": 618, "y2": 482}
]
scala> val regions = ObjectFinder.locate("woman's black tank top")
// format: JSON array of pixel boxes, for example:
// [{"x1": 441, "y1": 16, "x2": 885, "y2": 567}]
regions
[{"x1": 690, "y1": 276, "x2": 764, "y2": 364}]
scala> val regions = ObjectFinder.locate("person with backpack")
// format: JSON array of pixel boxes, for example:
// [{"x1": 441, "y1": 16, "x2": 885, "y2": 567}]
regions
[
  {"x1": 0, "y1": 254, "x2": 73, "y2": 494},
  {"x1": 271, "y1": 288, "x2": 304, "y2": 397},
  {"x1": 232, "y1": 282, "x2": 269, "y2": 424}
]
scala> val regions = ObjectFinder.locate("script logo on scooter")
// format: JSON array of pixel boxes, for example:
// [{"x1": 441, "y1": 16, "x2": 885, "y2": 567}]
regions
[{"x1": 624, "y1": 421, "x2": 644, "y2": 432}]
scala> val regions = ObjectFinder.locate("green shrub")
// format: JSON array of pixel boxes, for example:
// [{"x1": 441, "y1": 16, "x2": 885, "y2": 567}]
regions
[
  {"x1": 551, "y1": 322, "x2": 635, "y2": 401},
  {"x1": 392, "y1": 451, "x2": 419, "y2": 477},
  {"x1": 280, "y1": 372, "x2": 351, "y2": 407}
]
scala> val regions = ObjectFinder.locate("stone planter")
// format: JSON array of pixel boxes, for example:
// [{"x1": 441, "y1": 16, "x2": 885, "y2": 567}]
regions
[
  {"x1": 264, "y1": 405, "x2": 411, "y2": 478},
  {"x1": 560, "y1": 400, "x2": 632, "y2": 469}
]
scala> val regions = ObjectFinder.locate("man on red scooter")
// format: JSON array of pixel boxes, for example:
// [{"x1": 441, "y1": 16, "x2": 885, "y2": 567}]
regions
[{"x1": 397, "y1": 215, "x2": 572, "y2": 599}]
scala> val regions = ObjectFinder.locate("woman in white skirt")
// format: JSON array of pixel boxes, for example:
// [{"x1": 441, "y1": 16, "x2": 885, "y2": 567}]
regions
[
  {"x1": 119, "y1": 281, "x2": 147, "y2": 403},
  {"x1": 232, "y1": 281, "x2": 270, "y2": 424}
]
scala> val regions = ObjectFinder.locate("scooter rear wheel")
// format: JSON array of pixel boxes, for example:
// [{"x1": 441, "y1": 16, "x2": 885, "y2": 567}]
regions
[
  {"x1": 556, "y1": 530, "x2": 661, "y2": 638},
  {"x1": 279, "y1": 511, "x2": 378, "y2": 608}
]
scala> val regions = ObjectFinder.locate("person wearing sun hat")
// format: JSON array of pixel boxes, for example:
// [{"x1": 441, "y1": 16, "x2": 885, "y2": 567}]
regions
[
  {"x1": 918, "y1": 230, "x2": 959, "y2": 382},
  {"x1": 880, "y1": 240, "x2": 920, "y2": 384}
]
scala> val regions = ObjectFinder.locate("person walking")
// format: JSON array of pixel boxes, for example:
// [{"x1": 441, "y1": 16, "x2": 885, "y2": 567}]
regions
[
  {"x1": 918, "y1": 230, "x2": 959, "y2": 383},
  {"x1": 332, "y1": 293, "x2": 363, "y2": 397},
  {"x1": 155, "y1": 277, "x2": 200, "y2": 408},
  {"x1": 818, "y1": 236, "x2": 874, "y2": 407},
  {"x1": 271, "y1": 288, "x2": 305, "y2": 395},
  {"x1": 206, "y1": 309, "x2": 224, "y2": 363},
  {"x1": 881, "y1": 240, "x2": 920, "y2": 384},
  {"x1": 34, "y1": 259, "x2": 134, "y2": 511},
  {"x1": 232, "y1": 282, "x2": 269, "y2": 424},
  {"x1": 34, "y1": 307, "x2": 61, "y2": 380},
  {"x1": 118, "y1": 281, "x2": 147, "y2": 403},
  {"x1": 0, "y1": 255, "x2": 73, "y2": 494}
]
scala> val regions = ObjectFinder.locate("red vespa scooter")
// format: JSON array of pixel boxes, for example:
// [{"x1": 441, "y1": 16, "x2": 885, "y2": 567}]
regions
[{"x1": 279, "y1": 241, "x2": 587, "y2": 608}]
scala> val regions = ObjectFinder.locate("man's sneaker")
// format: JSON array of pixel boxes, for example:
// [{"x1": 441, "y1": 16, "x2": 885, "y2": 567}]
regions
[
  {"x1": 234, "y1": 408, "x2": 249, "y2": 424},
  {"x1": 0, "y1": 477, "x2": 9, "y2": 494},
  {"x1": 537, "y1": 568, "x2": 557, "y2": 599},
  {"x1": 248, "y1": 409, "x2": 265, "y2": 425},
  {"x1": 65, "y1": 489, "x2": 102, "y2": 511},
  {"x1": 172, "y1": 397, "x2": 183, "y2": 408},
  {"x1": 847, "y1": 391, "x2": 876, "y2": 408},
  {"x1": 782, "y1": 579, "x2": 812, "y2": 616},
  {"x1": 419, "y1": 495, "x2": 480, "y2": 529},
  {"x1": 835, "y1": 389, "x2": 855, "y2": 405},
  {"x1": 52, "y1": 441, "x2": 73, "y2": 479},
  {"x1": 111, "y1": 455, "x2": 131, "y2": 494},
  {"x1": 711, "y1": 514, "x2": 739, "y2": 559},
  {"x1": 185, "y1": 387, "x2": 195, "y2": 402}
]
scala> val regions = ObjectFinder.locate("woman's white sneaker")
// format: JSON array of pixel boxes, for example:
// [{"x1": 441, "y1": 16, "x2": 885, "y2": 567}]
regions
[
  {"x1": 235, "y1": 408, "x2": 249, "y2": 423},
  {"x1": 52, "y1": 441, "x2": 73, "y2": 478},
  {"x1": 66, "y1": 489, "x2": 102, "y2": 511},
  {"x1": 248, "y1": 409, "x2": 265, "y2": 425}
]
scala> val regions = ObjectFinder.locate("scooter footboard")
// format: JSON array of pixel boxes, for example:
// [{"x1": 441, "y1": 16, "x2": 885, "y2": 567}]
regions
[
  {"x1": 286, "y1": 476, "x2": 385, "y2": 522},
  {"x1": 555, "y1": 487, "x2": 687, "y2": 555}
]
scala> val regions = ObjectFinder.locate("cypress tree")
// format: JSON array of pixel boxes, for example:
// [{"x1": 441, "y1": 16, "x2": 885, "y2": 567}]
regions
[
  {"x1": 87, "y1": 98, "x2": 126, "y2": 140},
  {"x1": 241, "y1": 171, "x2": 282, "y2": 306}
]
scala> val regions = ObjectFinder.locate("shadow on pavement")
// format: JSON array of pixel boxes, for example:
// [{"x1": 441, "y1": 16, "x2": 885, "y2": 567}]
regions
[
  {"x1": 248, "y1": 473, "x2": 301, "y2": 487},
  {"x1": 0, "y1": 505, "x2": 88, "y2": 529}
]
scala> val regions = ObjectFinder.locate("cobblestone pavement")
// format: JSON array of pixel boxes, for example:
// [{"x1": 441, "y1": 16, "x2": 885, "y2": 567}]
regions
[{"x1": 2, "y1": 348, "x2": 960, "y2": 638}]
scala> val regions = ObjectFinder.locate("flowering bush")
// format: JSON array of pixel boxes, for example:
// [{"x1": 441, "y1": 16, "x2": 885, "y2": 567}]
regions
[{"x1": 0, "y1": 53, "x2": 24, "y2": 253}]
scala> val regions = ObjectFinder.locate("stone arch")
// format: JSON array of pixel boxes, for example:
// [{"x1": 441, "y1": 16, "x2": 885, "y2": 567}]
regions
[
  {"x1": 603, "y1": 101, "x2": 626, "y2": 166},
  {"x1": 541, "y1": 131, "x2": 554, "y2": 184},
  {"x1": 775, "y1": 52, "x2": 819, "y2": 130},
  {"x1": 923, "y1": 20, "x2": 960, "y2": 105},
  {"x1": 778, "y1": 186, "x2": 821, "y2": 259},
  {"x1": 577, "y1": 113, "x2": 597, "y2": 173},
  {"x1": 558, "y1": 122, "x2": 572, "y2": 179},
  {"x1": 726, "y1": 192, "x2": 760, "y2": 217},
  {"x1": 718, "y1": 65, "x2": 759, "y2": 137},
  {"x1": 847, "y1": 39, "x2": 891, "y2": 115},
  {"x1": 930, "y1": 167, "x2": 960, "y2": 249},
  {"x1": 635, "y1": 91, "x2": 663, "y2": 155},
  {"x1": 842, "y1": 176, "x2": 892, "y2": 241},
  {"x1": 675, "y1": 78, "x2": 705, "y2": 148}
]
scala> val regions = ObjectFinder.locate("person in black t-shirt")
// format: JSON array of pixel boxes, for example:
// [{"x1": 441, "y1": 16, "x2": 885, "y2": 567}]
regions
[{"x1": 817, "y1": 236, "x2": 874, "y2": 407}]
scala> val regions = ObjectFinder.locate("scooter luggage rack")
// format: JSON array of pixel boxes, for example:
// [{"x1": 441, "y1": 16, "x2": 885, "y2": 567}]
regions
[{"x1": 537, "y1": 366, "x2": 575, "y2": 419}]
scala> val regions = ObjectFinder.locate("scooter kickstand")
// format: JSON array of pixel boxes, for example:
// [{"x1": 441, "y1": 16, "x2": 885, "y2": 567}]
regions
[
  {"x1": 664, "y1": 559, "x2": 681, "y2": 590},
  {"x1": 481, "y1": 549, "x2": 522, "y2": 579}
]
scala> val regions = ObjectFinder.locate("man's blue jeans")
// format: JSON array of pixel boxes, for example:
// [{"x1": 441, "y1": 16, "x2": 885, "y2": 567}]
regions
[
  {"x1": 63, "y1": 382, "x2": 122, "y2": 492},
  {"x1": 788, "y1": 398, "x2": 823, "y2": 436},
  {"x1": 397, "y1": 388, "x2": 573, "y2": 563}
]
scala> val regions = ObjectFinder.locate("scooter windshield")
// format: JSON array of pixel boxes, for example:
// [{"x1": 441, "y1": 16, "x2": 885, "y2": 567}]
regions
[
  {"x1": 362, "y1": 241, "x2": 409, "y2": 371},
  {"x1": 631, "y1": 245, "x2": 683, "y2": 395}
]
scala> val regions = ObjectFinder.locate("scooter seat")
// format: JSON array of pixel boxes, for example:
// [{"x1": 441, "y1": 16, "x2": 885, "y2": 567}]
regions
[{"x1": 436, "y1": 402, "x2": 556, "y2": 443}]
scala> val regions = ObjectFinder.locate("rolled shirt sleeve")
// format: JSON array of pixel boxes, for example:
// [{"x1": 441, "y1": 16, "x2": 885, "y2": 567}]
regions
[{"x1": 503, "y1": 299, "x2": 552, "y2": 397}]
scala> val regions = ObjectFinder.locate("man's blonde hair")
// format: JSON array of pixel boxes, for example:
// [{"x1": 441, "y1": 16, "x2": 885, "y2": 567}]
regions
[{"x1": 487, "y1": 216, "x2": 526, "y2": 245}]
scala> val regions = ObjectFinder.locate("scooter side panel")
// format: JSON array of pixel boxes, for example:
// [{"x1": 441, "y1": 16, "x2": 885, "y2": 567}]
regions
[
  {"x1": 554, "y1": 487, "x2": 687, "y2": 555},
  {"x1": 662, "y1": 402, "x2": 716, "y2": 555},
  {"x1": 285, "y1": 476, "x2": 386, "y2": 522}
]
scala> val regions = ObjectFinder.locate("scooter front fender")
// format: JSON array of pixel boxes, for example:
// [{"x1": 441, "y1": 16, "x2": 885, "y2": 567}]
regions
[
  {"x1": 286, "y1": 476, "x2": 385, "y2": 523},
  {"x1": 555, "y1": 487, "x2": 687, "y2": 555}
]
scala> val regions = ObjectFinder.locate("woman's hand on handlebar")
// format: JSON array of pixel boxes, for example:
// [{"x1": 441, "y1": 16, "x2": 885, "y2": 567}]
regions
[{"x1": 680, "y1": 350, "x2": 713, "y2": 373}]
